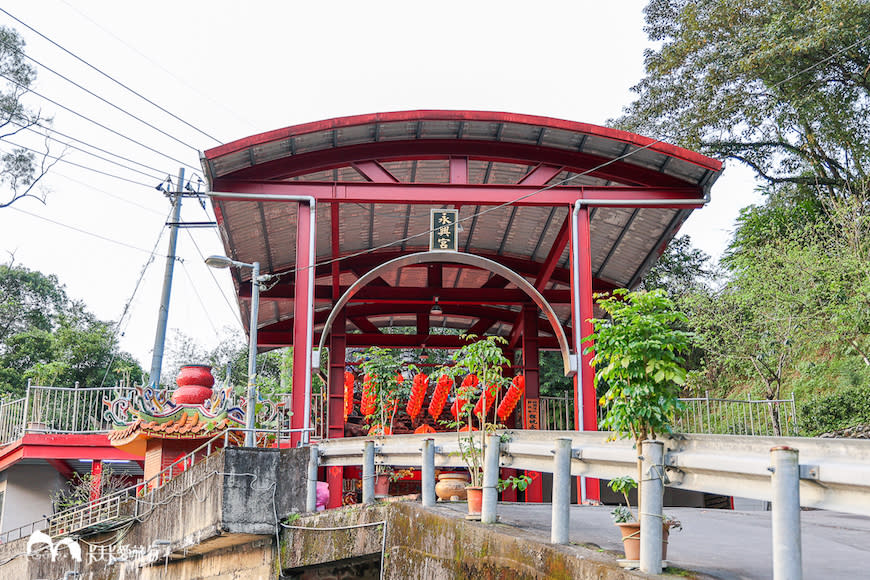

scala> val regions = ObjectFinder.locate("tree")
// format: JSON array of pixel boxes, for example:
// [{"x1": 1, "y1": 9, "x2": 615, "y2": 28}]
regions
[
  {"x1": 617, "y1": 0, "x2": 870, "y2": 199},
  {"x1": 0, "y1": 26, "x2": 59, "y2": 207},
  {"x1": 639, "y1": 234, "x2": 716, "y2": 297},
  {"x1": 0, "y1": 262, "x2": 143, "y2": 396}
]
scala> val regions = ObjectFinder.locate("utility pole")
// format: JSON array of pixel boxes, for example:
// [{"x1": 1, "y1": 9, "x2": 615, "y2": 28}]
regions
[{"x1": 149, "y1": 167, "x2": 184, "y2": 387}]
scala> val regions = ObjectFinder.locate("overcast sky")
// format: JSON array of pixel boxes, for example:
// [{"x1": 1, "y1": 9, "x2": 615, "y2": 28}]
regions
[{"x1": 0, "y1": 0, "x2": 762, "y2": 374}]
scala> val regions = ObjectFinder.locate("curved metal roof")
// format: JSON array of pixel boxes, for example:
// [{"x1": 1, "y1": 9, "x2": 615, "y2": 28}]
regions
[{"x1": 202, "y1": 110, "x2": 723, "y2": 349}]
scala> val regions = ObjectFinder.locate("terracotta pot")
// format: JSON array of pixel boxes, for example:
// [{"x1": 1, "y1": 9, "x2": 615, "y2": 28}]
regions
[
  {"x1": 616, "y1": 522, "x2": 670, "y2": 561},
  {"x1": 466, "y1": 486, "x2": 483, "y2": 515},
  {"x1": 173, "y1": 365, "x2": 215, "y2": 405},
  {"x1": 375, "y1": 474, "x2": 390, "y2": 497},
  {"x1": 435, "y1": 472, "x2": 469, "y2": 501}
]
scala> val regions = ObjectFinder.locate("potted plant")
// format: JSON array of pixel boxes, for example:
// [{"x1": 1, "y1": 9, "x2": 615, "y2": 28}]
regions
[
  {"x1": 585, "y1": 289, "x2": 690, "y2": 560},
  {"x1": 441, "y1": 334, "x2": 511, "y2": 516},
  {"x1": 607, "y1": 476, "x2": 682, "y2": 561},
  {"x1": 355, "y1": 346, "x2": 413, "y2": 495}
]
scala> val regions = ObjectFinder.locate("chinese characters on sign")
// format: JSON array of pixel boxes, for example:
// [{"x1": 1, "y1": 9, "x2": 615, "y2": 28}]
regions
[
  {"x1": 524, "y1": 398, "x2": 540, "y2": 430},
  {"x1": 430, "y1": 209, "x2": 458, "y2": 251}
]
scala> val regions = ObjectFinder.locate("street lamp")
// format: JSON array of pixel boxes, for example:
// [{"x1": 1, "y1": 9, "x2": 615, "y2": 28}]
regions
[{"x1": 206, "y1": 254, "x2": 266, "y2": 447}]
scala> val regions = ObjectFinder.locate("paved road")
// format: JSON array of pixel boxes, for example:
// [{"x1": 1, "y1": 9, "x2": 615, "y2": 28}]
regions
[{"x1": 431, "y1": 503, "x2": 870, "y2": 579}]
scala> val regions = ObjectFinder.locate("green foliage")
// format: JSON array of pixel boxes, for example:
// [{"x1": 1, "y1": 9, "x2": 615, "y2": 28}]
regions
[
  {"x1": 617, "y1": 0, "x2": 870, "y2": 198},
  {"x1": 640, "y1": 235, "x2": 715, "y2": 298},
  {"x1": 496, "y1": 474, "x2": 533, "y2": 492},
  {"x1": 0, "y1": 262, "x2": 143, "y2": 395},
  {"x1": 608, "y1": 475, "x2": 638, "y2": 521},
  {"x1": 586, "y1": 289, "x2": 690, "y2": 444},
  {"x1": 441, "y1": 334, "x2": 511, "y2": 487},
  {"x1": 798, "y1": 384, "x2": 870, "y2": 436},
  {"x1": 354, "y1": 346, "x2": 411, "y2": 434}
]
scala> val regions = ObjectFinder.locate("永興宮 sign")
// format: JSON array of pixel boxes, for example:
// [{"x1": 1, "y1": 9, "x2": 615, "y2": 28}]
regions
[{"x1": 430, "y1": 209, "x2": 458, "y2": 251}]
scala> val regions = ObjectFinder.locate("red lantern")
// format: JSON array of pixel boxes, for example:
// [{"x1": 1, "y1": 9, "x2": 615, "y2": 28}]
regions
[
  {"x1": 414, "y1": 423, "x2": 436, "y2": 434},
  {"x1": 496, "y1": 375, "x2": 525, "y2": 421},
  {"x1": 343, "y1": 371, "x2": 355, "y2": 421},
  {"x1": 360, "y1": 374, "x2": 377, "y2": 417},
  {"x1": 428, "y1": 374, "x2": 452, "y2": 420},
  {"x1": 473, "y1": 383, "x2": 499, "y2": 418},
  {"x1": 406, "y1": 373, "x2": 429, "y2": 419}
]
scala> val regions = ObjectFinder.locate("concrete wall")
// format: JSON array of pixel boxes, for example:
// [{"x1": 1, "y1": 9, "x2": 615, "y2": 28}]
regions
[{"x1": 1, "y1": 463, "x2": 65, "y2": 534}]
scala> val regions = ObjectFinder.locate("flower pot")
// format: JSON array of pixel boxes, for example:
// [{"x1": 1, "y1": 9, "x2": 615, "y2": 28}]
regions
[
  {"x1": 374, "y1": 474, "x2": 390, "y2": 497},
  {"x1": 466, "y1": 486, "x2": 483, "y2": 516},
  {"x1": 616, "y1": 522, "x2": 671, "y2": 561},
  {"x1": 435, "y1": 472, "x2": 469, "y2": 501}
]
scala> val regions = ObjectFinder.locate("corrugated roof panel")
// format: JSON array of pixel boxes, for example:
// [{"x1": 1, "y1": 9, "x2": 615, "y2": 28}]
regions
[
  {"x1": 336, "y1": 124, "x2": 376, "y2": 147},
  {"x1": 420, "y1": 120, "x2": 461, "y2": 139},
  {"x1": 293, "y1": 129, "x2": 335, "y2": 155},
  {"x1": 251, "y1": 139, "x2": 290, "y2": 167},
  {"x1": 461, "y1": 121, "x2": 501, "y2": 141},
  {"x1": 499, "y1": 122, "x2": 543, "y2": 146},
  {"x1": 377, "y1": 121, "x2": 418, "y2": 142}
]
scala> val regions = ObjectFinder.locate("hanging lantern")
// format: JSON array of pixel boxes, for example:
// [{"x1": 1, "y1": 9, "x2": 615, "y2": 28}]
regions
[
  {"x1": 428, "y1": 374, "x2": 452, "y2": 420},
  {"x1": 497, "y1": 375, "x2": 525, "y2": 421},
  {"x1": 473, "y1": 383, "x2": 499, "y2": 418},
  {"x1": 406, "y1": 373, "x2": 429, "y2": 419},
  {"x1": 344, "y1": 371, "x2": 355, "y2": 421},
  {"x1": 360, "y1": 374, "x2": 377, "y2": 417}
]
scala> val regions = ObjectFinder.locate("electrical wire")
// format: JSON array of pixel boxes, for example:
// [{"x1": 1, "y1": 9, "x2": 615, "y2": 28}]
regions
[
  {"x1": 0, "y1": 6, "x2": 224, "y2": 145},
  {"x1": 8, "y1": 206, "x2": 156, "y2": 254},
  {"x1": 52, "y1": 170, "x2": 165, "y2": 216},
  {"x1": 182, "y1": 229, "x2": 245, "y2": 329},
  {"x1": 57, "y1": 0, "x2": 255, "y2": 133},
  {"x1": 0, "y1": 139, "x2": 155, "y2": 187},
  {"x1": 99, "y1": 210, "x2": 171, "y2": 387},
  {"x1": 0, "y1": 72, "x2": 199, "y2": 172},
  {"x1": 0, "y1": 36, "x2": 202, "y2": 153},
  {"x1": 8, "y1": 120, "x2": 165, "y2": 182},
  {"x1": 179, "y1": 259, "x2": 220, "y2": 336},
  {"x1": 21, "y1": 119, "x2": 170, "y2": 177}
]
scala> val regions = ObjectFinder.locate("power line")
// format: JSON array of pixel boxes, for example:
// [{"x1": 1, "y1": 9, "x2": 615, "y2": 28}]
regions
[
  {"x1": 9, "y1": 120, "x2": 165, "y2": 181},
  {"x1": 0, "y1": 36, "x2": 201, "y2": 153},
  {"x1": 183, "y1": 228, "x2": 244, "y2": 329},
  {"x1": 51, "y1": 169, "x2": 165, "y2": 216},
  {"x1": 0, "y1": 6, "x2": 224, "y2": 145},
  {"x1": 1, "y1": 139, "x2": 155, "y2": 187},
  {"x1": 99, "y1": 208, "x2": 171, "y2": 386},
  {"x1": 57, "y1": 0, "x2": 256, "y2": 133},
  {"x1": 0, "y1": 71, "x2": 200, "y2": 172},
  {"x1": 27, "y1": 120, "x2": 169, "y2": 177},
  {"x1": 8, "y1": 206, "x2": 156, "y2": 254}
]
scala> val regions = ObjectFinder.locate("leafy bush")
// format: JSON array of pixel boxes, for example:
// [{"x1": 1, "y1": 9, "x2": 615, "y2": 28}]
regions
[{"x1": 798, "y1": 384, "x2": 870, "y2": 436}]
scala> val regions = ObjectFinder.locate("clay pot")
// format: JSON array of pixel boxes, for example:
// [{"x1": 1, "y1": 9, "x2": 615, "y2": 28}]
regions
[
  {"x1": 435, "y1": 472, "x2": 469, "y2": 501},
  {"x1": 616, "y1": 522, "x2": 670, "y2": 561},
  {"x1": 375, "y1": 474, "x2": 390, "y2": 497},
  {"x1": 466, "y1": 486, "x2": 483, "y2": 516},
  {"x1": 172, "y1": 365, "x2": 215, "y2": 405}
]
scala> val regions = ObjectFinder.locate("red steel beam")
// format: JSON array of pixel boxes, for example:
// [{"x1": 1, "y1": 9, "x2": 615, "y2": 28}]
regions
[
  {"x1": 213, "y1": 179, "x2": 704, "y2": 208},
  {"x1": 290, "y1": 201, "x2": 314, "y2": 447},
  {"x1": 518, "y1": 164, "x2": 564, "y2": 186},
  {"x1": 351, "y1": 160, "x2": 400, "y2": 183}
]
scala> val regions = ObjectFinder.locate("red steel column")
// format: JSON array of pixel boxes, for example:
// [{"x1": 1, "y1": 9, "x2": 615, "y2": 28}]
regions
[
  {"x1": 522, "y1": 305, "x2": 543, "y2": 503},
  {"x1": 327, "y1": 310, "x2": 346, "y2": 508},
  {"x1": 291, "y1": 201, "x2": 314, "y2": 447},
  {"x1": 571, "y1": 205, "x2": 599, "y2": 501}
]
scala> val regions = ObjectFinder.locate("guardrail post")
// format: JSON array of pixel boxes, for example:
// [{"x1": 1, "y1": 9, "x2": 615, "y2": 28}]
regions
[
  {"x1": 306, "y1": 443, "x2": 319, "y2": 512},
  {"x1": 362, "y1": 440, "x2": 375, "y2": 504},
  {"x1": 481, "y1": 433, "x2": 500, "y2": 524},
  {"x1": 551, "y1": 437, "x2": 572, "y2": 544},
  {"x1": 771, "y1": 446, "x2": 802, "y2": 580},
  {"x1": 640, "y1": 440, "x2": 664, "y2": 574},
  {"x1": 421, "y1": 438, "x2": 435, "y2": 508}
]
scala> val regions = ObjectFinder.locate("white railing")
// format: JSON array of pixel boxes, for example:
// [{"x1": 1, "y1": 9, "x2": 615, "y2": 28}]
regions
[
  {"x1": 316, "y1": 429, "x2": 870, "y2": 516},
  {"x1": 540, "y1": 394, "x2": 574, "y2": 430},
  {"x1": 674, "y1": 392, "x2": 798, "y2": 437}
]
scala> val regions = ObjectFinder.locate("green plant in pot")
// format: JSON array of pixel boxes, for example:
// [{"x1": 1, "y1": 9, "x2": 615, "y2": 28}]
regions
[
  {"x1": 585, "y1": 289, "x2": 690, "y2": 560},
  {"x1": 441, "y1": 334, "x2": 510, "y2": 515},
  {"x1": 355, "y1": 346, "x2": 413, "y2": 494},
  {"x1": 607, "y1": 476, "x2": 681, "y2": 561}
]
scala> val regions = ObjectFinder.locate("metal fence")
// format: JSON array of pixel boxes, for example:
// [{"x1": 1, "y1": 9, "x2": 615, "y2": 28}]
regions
[
  {"x1": 540, "y1": 394, "x2": 574, "y2": 430},
  {"x1": 674, "y1": 392, "x2": 799, "y2": 437}
]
